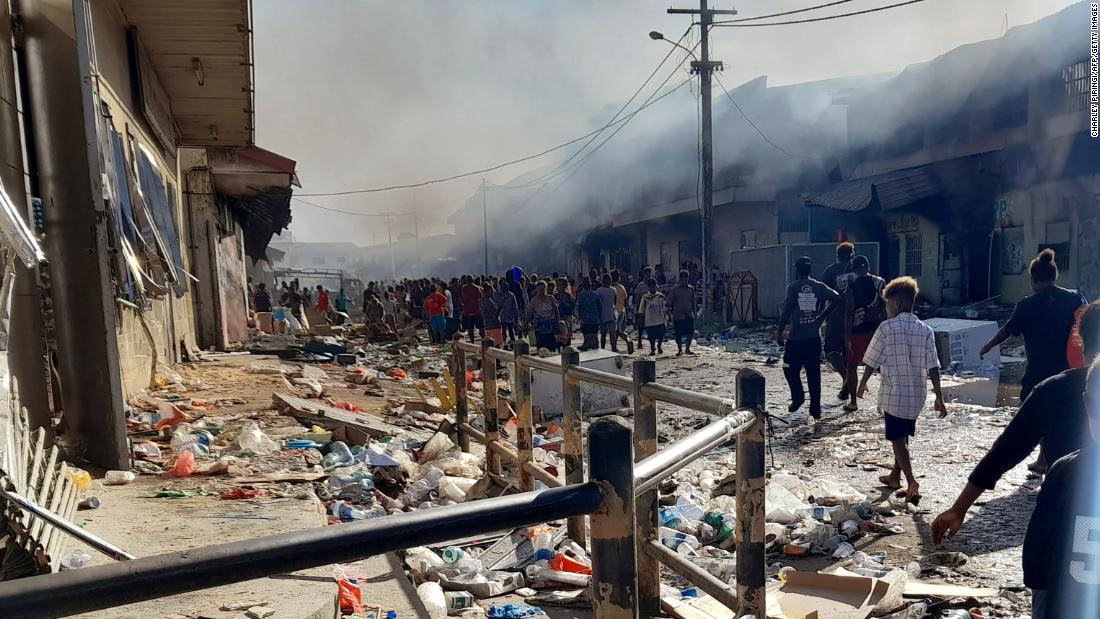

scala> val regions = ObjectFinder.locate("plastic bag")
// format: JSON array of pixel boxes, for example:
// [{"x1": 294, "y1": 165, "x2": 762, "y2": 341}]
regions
[
  {"x1": 337, "y1": 579, "x2": 364, "y2": 615},
  {"x1": 416, "y1": 582, "x2": 447, "y2": 619},
  {"x1": 417, "y1": 433, "x2": 455, "y2": 464},
  {"x1": 438, "y1": 476, "x2": 478, "y2": 502},
  {"x1": 236, "y1": 422, "x2": 279, "y2": 454},
  {"x1": 422, "y1": 451, "x2": 483, "y2": 478},
  {"x1": 765, "y1": 483, "x2": 809, "y2": 524},
  {"x1": 171, "y1": 451, "x2": 196, "y2": 478}
]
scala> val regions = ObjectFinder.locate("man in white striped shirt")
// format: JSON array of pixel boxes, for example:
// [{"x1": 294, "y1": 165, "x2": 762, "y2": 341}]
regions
[{"x1": 857, "y1": 276, "x2": 947, "y2": 505}]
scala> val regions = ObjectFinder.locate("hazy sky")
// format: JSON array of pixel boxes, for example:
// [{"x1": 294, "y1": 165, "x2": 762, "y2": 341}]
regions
[{"x1": 253, "y1": 0, "x2": 1078, "y2": 244}]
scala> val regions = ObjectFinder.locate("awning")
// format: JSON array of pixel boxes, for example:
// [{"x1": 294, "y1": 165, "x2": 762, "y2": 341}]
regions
[
  {"x1": 209, "y1": 146, "x2": 298, "y2": 262},
  {"x1": 801, "y1": 166, "x2": 938, "y2": 212},
  {"x1": 116, "y1": 0, "x2": 252, "y2": 147}
]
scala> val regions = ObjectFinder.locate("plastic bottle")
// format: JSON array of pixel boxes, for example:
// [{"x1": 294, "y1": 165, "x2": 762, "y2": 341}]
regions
[
  {"x1": 444, "y1": 557, "x2": 483, "y2": 575},
  {"x1": 404, "y1": 547, "x2": 445, "y2": 578},
  {"x1": 530, "y1": 527, "x2": 555, "y2": 562},
  {"x1": 60, "y1": 550, "x2": 92, "y2": 570},
  {"x1": 674, "y1": 496, "x2": 705, "y2": 521},
  {"x1": 564, "y1": 541, "x2": 590, "y2": 564},
  {"x1": 658, "y1": 507, "x2": 683, "y2": 529},
  {"x1": 659, "y1": 526, "x2": 700, "y2": 551},
  {"x1": 441, "y1": 546, "x2": 466, "y2": 564},
  {"x1": 329, "y1": 500, "x2": 378, "y2": 521},
  {"x1": 444, "y1": 591, "x2": 475, "y2": 611},
  {"x1": 416, "y1": 582, "x2": 447, "y2": 619},
  {"x1": 170, "y1": 424, "x2": 201, "y2": 454}
]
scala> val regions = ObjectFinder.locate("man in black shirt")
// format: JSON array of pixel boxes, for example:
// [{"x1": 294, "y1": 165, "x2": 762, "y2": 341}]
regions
[
  {"x1": 843, "y1": 256, "x2": 884, "y2": 412},
  {"x1": 980, "y1": 249, "x2": 1088, "y2": 473},
  {"x1": 934, "y1": 303, "x2": 1100, "y2": 617},
  {"x1": 820, "y1": 242, "x2": 854, "y2": 399},
  {"x1": 777, "y1": 256, "x2": 840, "y2": 422},
  {"x1": 253, "y1": 282, "x2": 272, "y2": 313}
]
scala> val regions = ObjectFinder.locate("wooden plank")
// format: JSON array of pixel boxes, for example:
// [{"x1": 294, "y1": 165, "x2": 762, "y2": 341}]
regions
[
  {"x1": 39, "y1": 463, "x2": 70, "y2": 563},
  {"x1": 272, "y1": 393, "x2": 400, "y2": 438},
  {"x1": 903, "y1": 581, "x2": 999, "y2": 599}
]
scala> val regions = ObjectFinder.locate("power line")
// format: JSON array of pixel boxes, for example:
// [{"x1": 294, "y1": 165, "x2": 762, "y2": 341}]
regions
[
  {"x1": 491, "y1": 26, "x2": 694, "y2": 191},
  {"x1": 711, "y1": 0, "x2": 926, "y2": 27},
  {"x1": 291, "y1": 196, "x2": 415, "y2": 218},
  {"x1": 719, "y1": 0, "x2": 857, "y2": 23},
  {"x1": 298, "y1": 29, "x2": 694, "y2": 199}
]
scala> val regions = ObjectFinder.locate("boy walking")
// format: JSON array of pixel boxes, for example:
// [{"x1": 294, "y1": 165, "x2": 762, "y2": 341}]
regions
[{"x1": 857, "y1": 276, "x2": 947, "y2": 505}]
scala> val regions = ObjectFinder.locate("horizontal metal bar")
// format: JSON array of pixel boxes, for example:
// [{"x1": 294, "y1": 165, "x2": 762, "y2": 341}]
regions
[
  {"x1": 0, "y1": 484, "x2": 135, "y2": 561},
  {"x1": 643, "y1": 540, "x2": 739, "y2": 611},
  {"x1": 640, "y1": 383, "x2": 735, "y2": 416},
  {"x1": 566, "y1": 365, "x2": 634, "y2": 392},
  {"x1": 519, "y1": 354, "x2": 561, "y2": 373},
  {"x1": 633, "y1": 409, "x2": 757, "y2": 495},
  {"x1": 523, "y1": 461, "x2": 564, "y2": 488},
  {"x1": 0, "y1": 483, "x2": 605, "y2": 618}
]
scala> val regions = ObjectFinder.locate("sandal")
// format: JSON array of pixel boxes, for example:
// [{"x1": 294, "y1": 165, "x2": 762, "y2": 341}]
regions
[{"x1": 843, "y1": 402, "x2": 859, "y2": 413}]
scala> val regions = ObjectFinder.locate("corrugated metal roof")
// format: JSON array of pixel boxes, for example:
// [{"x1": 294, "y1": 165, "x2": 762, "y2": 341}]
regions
[
  {"x1": 801, "y1": 166, "x2": 939, "y2": 212},
  {"x1": 117, "y1": 0, "x2": 252, "y2": 147}
]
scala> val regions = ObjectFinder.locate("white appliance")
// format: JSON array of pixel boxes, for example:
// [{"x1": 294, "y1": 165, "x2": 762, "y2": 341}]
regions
[
  {"x1": 924, "y1": 318, "x2": 1000, "y2": 372},
  {"x1": 528, "y1": 349, "x2": 631, "y2": 420}
]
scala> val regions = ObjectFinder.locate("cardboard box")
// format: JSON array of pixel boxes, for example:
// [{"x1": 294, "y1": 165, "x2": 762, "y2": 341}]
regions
[{"x1": 767, "y1": 571, "x2": 889, "y2": 619}]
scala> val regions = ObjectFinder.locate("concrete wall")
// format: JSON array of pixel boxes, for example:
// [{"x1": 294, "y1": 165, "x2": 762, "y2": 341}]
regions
[
  {"x1": 713, "y1": 203, "x2": 779, "y2": 267},
  {"x1": 91, "y1": 0, "x2": 195, "y2": 395},
  {"x1": 993, "y1": 175, "x2": 1100, "y2": 303}
]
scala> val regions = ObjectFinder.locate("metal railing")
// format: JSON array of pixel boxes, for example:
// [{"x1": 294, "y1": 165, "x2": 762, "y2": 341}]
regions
[
  {"x1": 0, "y1": 338, "x2": 768, "y2": 619},
  {"x1": 452, "y1": 338, "x2": 767, "y2": 618}
]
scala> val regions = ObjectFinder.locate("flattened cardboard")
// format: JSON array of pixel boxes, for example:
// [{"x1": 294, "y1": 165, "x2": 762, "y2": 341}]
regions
[{"x1": 767, "y1": 571, "x2": 889, "y2": 619}]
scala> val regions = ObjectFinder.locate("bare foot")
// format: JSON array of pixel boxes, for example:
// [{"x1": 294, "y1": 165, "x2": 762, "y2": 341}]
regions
[{"x1": 878, "y1": 474, "x2": 902, "y2": 490}]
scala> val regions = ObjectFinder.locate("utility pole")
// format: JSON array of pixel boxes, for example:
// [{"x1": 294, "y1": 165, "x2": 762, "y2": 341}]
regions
[
  {"x1": 481, "y1": 177, "x2": 489, "y2": 276},
  {"x1": 667, "y1": 0, "x2": 734, "y2": 321},
  {"x1": 385, "y1": 214, "x2": 396, "y2": 280}
]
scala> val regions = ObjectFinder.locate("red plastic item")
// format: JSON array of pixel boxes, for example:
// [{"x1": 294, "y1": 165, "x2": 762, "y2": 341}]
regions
[
  {"x1": 334, "y1": 401, "x2": 365, "y2": 413},
  {"x1": 154, "y1": 404, "x2": 190, "y2": 430},
  {"x1": 390, "y1": 368, "x2": 408, "y2": 379},
  {"x1": 466, "y1": 371, "x2": 477, "y2": 383},
  {"x1": 337, "y1": 579, "x2": 364, "y2": 615},
  {"x1": 221, "y1": 487, "x2": 265, "y2": 500},
  {"x1": 170, "y1": 451, "x2": 196, "y2": 478},
  {"x1": 1068, "y1": 305, "x2": 1086, "y2": 369},
  {"x1": 549, "y1": 552, "x2": 592, "y2": 575}
]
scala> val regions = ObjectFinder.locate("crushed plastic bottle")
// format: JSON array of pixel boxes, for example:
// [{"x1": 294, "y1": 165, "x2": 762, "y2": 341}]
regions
[
  {"x1": 323, "y1": 441, "x2": 356, "y2": 469},
  {"x1": 441, "y1": 546, "x2": 466, "y2": 564},
  {"x1": 528, "y1": 526, "x2": 555, "y2": 562},
  {"x1": 61, "y1": 549, "x2": 92, "y2": 570}
]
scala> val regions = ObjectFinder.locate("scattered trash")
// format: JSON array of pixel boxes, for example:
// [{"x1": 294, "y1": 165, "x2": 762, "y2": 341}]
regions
[
  {"x1": 60, "y1": 549, "x2": 92, "y2": 570},
  {"x1": 104, "y1": 470, "x2": 136, "y2": 485}
]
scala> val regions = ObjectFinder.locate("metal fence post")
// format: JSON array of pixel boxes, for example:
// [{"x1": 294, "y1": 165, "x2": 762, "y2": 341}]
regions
[
  {"x1": 632, "y1": 359, "x2": 660, "y2": 617},
  {"x1": 453, "y1": 336, "x2": 470, "y2": 452},
  {"x1": 561, "y1": 346, "x2": 586, "y2": 544},
  {"x1": 588, "y1": 415, "x2": 638, "y2": 619},
  {"x1": 735, "y1": 368, "x2": 766, "y2": 618},
  {"x1": 481, "y1": 338, "x2": 501, "y2": 476},
  {"x1": 513, "y1": 341, "x2": 535, "y2": 491}
]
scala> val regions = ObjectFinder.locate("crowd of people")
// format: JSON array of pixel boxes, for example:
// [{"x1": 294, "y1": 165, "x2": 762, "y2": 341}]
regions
[
  {"x1": 250, "y1": 278, "x2": 352, "y2": 331},
  {"x1": 351, "y1": 265, "x2": 702, "y2": 354}
]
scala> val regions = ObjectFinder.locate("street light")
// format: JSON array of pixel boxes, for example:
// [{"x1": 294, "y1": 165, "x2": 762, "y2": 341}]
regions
[{"x1": 648, "y1": 30, "x2": 698, "y2": 61}]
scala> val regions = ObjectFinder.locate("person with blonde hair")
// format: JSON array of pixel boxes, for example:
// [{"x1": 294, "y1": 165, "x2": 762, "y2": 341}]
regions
[{"x1": 857, "y1": 276, "x2": 947, "y2": 505}]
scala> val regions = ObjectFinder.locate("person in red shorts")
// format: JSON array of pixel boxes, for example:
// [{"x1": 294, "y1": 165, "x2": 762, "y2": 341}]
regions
[{"x1": 844, "y1": 255, "x2": 885, "y2": 412}]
